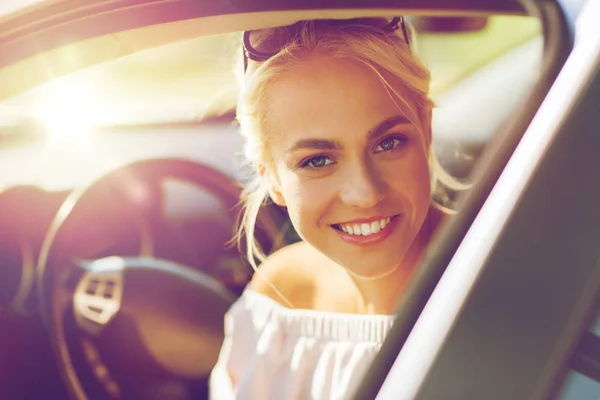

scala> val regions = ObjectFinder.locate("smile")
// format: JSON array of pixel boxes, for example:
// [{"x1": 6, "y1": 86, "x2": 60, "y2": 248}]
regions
[
  {"x1": 332, "y1": 215, "x2": 400, "y2": 246},
  {"x1": 334, "y1": 217, "x2": 392, "y2": 236}
]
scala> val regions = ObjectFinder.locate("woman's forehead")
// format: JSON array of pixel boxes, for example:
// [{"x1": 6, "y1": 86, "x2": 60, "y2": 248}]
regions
[{"x1": 265, "y1": 56, "x2": 404, "y2": 141}]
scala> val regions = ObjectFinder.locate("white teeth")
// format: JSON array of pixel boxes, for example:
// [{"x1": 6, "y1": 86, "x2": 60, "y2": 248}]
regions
[
  {"x1": 370, "y1": 221, "x2": 381, "y2": 234},
  {"x1": 360, "y1": 223, "x2": 371, "y2": 235},
  {"x1": 380, "y1": 218, "x2": 388, "y2": 229},
  {"x1": 339, "y1": 216, "x2": 393, "y2": 236}
]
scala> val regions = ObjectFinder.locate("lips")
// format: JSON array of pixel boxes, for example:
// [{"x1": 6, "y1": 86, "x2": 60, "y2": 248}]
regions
[
  {"x1": 332, "y1": 215, "x2": 400, "y2": 246},
  {"x1": 335, "y1": 217, "x2": 391, "y2": 236}
]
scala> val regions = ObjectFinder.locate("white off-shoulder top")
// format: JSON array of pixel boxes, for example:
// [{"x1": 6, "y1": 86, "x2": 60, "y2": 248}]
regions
[{"x1": 209, "y1": 290, "x2": 395, "y2": 400}]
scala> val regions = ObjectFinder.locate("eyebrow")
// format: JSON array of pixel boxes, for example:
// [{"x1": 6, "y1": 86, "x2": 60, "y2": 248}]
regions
[
  {"x1": 286, "y1": 138, "x2": 342, "y2": 154},
  {"x1": 367, "y1": 115, "x2": 412, "y2": 140},
  {"x1": 285, "y1": 114, "x2": 411, "y2": 154}
]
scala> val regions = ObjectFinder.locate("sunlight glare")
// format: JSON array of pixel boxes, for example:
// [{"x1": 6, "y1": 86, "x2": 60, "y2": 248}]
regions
[
  {"x1": 34, "y1": 69, "x2": 108, "y2": 141},
  {"x1": 40, "y1": 91, "x2": 97, "y2": 140}
]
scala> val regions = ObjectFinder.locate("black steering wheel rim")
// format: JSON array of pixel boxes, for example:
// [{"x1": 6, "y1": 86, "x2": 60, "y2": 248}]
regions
[
  {"x1": 36, "y1": 158, "x2": 284, "y2": 400},
  {"x1": 37, "y1": 158, "x2": 246, "y2": 319}
]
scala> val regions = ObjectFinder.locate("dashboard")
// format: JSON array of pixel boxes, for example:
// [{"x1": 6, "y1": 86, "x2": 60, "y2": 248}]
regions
[
  {"x1": 0, "y1": 123, "x2": 273, "y2": 399},
  {"x1": 0, "y1": 122, "x2": 251, "y2": 307},
  {"x1": 0, "y1": 170, "x2": 257, "y2": 315}
]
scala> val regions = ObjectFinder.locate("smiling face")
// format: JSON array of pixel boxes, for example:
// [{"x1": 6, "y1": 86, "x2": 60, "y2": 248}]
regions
[{"x1": 262, "y1": 55, "x2": 432, "y2": 278}]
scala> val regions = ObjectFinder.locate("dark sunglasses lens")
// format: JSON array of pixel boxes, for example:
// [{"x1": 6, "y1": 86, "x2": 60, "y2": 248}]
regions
[
  {"x1": 245, "y1": 17, "x2": 403, "y2": 62},
  {"x1": 246, "y1": 27, "x2": 296, "y2": 56}
]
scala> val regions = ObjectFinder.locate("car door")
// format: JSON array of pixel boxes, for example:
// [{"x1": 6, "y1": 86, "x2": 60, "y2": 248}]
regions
[{"x1": 355, "y1": 1, "x2": 600, "y2": 399}]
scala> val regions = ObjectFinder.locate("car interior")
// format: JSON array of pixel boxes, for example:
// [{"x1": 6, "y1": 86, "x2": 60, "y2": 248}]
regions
[{"x1": 0, "y1": 0, "x2": 598, "y2": 399}]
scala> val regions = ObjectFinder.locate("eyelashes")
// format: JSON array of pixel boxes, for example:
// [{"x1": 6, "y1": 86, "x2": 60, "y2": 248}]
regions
[
  {"x1": 374, "y1": 136, "x2": 407, "y2": 153},
  {"x1": 298, "y1": 134, "x2": 408, "y2": 170},
  {"x1": 300, "y1": 155, "x2": 333, "y2": 169}
]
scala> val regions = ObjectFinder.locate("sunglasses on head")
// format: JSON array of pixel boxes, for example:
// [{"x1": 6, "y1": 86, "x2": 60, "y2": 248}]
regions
[{"x1": 242, "y1": 16, "x2": 410, "y2": 72}]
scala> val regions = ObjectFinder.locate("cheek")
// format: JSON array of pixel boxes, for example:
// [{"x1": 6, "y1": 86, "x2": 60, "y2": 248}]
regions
[
  {"x1": 278, "y1": 170, "x2": 335, "y2": 234},
  {"x1": 384, "y1": 152, "x2": 431, "y2": 213}
]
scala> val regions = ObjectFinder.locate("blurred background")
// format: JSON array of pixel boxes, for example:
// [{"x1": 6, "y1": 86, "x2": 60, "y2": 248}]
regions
[{"x1": 0, "y1": 13, "x2": 541, "y2": 196}]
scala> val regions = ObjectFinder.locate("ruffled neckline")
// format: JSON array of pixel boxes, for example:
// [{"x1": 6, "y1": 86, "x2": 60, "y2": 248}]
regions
[{"x1": 241, "y1": 290, "x2": 396, "y2": 343}]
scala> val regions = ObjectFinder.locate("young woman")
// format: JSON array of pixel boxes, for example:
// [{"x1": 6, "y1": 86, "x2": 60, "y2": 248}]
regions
[{"x1": 210, "y1": 17, "x2": 448, "y2": 399}]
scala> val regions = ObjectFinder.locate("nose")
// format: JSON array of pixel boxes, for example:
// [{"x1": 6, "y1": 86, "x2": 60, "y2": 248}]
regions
[{"x1": 339, "y1": 160, "x2": 387, "y2": 209}]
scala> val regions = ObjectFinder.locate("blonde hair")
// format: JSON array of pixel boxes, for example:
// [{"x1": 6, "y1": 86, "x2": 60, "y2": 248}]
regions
[{"x1": 235, "y1": 19, "x2": 447, "y2": 270}]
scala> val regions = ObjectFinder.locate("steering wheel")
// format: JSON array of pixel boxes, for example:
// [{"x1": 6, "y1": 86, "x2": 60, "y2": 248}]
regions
[{"x1": 36, "y1": 158, "x2": 283, "y2": 400}]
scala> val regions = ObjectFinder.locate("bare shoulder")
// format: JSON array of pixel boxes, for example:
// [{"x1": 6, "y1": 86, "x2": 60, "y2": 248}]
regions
[{"x1": 248, "y1": 241, "x2": 320, "y2": 309}]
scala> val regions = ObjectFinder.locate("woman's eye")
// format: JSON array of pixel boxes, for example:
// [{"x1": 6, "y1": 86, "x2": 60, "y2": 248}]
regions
[
  {"x1": 301, "y1": 155, "x2": 333, "y2": 169},
  {"x1": 375, "y1": 137, "x2": 405, "y2": 153}
]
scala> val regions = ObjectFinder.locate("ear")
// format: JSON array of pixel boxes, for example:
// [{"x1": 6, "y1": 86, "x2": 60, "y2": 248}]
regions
[
  {"x1": 258, "y1": 163, "x2": 286, "y2": 207},
  {"x1": 268, "y1": 186, "x2": 286, "y2": 207}
]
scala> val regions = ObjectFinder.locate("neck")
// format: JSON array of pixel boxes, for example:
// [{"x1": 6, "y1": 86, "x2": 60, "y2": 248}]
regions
[{"x1": 350, "y1": 206, "x2": 443, "y2": 315}]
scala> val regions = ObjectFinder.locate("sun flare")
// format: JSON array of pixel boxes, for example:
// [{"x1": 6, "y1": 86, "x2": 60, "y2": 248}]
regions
[
  {"x1": 32, "y1": 69, "x2": 109, "y2": 141},
  {"x1": 39, "y1": 92, "x2": 97, "y2": 140}
]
